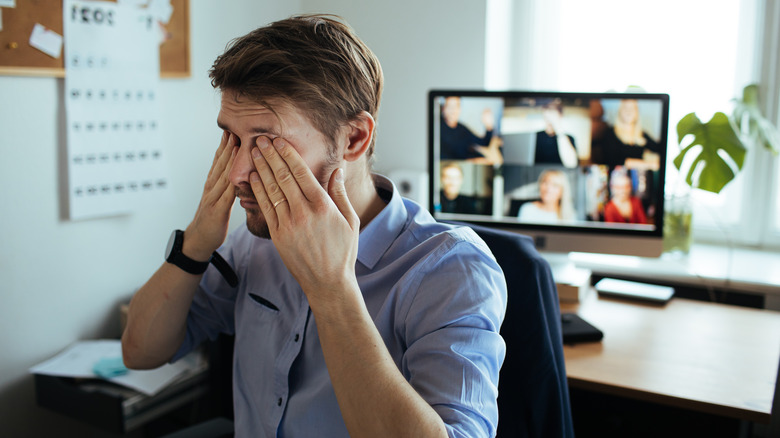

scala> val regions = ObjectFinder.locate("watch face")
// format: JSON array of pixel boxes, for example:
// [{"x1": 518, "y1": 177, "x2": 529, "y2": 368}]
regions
[{"x1": 165, "y1": 230, "x2": 178, "y2": 260}]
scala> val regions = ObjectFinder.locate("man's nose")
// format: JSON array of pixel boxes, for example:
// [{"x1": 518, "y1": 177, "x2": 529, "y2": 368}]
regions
[{"x1": 228, "y1": 141, "x2": 255, "y2": 187}]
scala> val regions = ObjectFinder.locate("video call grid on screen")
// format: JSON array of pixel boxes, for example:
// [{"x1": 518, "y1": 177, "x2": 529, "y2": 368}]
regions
[{"x1": 428, "y1": 90, "x2": 670, "y2": 236}]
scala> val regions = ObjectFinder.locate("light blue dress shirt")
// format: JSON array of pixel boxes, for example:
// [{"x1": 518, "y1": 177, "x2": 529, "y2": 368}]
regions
[{"x1": 173, "y1": 175, "x2": 507, "y2": 438}]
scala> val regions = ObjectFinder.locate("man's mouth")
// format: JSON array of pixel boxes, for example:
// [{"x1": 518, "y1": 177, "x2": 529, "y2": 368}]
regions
[{"x1": 236, "y1": 189, "x2": 259, "y2": 208}]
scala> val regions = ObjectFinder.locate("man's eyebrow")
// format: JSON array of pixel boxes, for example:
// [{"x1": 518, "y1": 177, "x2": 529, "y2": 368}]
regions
[
  {"x1": 216, "y1": 120, "x2": 281, "y2": 137},
  {"x1": 248, "y1": 126, "x2": 281, "y2": 136}
]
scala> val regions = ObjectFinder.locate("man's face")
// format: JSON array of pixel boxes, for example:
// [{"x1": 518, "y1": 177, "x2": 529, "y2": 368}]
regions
[
  {"x1": 542, "y1": 107, "x2": 561, "y2": 126},
  {"x1": 218, "y1": 89, "x2": 342, "y2": 238},
  {"x1": 442, "y1": 97, "x2": 461, "y2": 127},
  {"x1": 441, "y1": 166, "x2": 463, "y2": 198}
]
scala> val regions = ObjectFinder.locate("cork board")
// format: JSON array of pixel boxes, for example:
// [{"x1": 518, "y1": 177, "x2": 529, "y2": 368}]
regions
[{"x1": 0, "y1": 0, "x2": 189, "y2": 78}]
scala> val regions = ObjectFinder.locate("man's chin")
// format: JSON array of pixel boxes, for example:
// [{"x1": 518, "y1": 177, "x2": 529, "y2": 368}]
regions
[{"x1": 245, "y1": 210, "x2": 271, "y2": 239}]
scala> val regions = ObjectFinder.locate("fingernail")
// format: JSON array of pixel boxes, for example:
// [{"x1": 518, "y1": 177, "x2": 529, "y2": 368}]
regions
[
  {"x1": 335, "y1": 167, "x2": 345, "y2": 183},
  {"x1": 273, "y1": 138, "x2": 284, "y2": 149},
  {"x1": 252, "y1": 147, "x2": 261, "y2": 159},
  {"x1": 250, "y1": 172, "x2": 259, "y2": 182},
  {"x1": 257, "y1": 136, "x2": 270, "y2": 149}
]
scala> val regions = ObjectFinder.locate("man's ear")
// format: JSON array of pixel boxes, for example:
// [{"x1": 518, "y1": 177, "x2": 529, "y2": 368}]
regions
[{"x1": 342, "y1": 111, "x2": 375, "y2": 162}]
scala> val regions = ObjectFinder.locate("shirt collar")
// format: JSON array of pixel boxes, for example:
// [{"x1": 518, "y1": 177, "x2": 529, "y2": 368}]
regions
[{"x1": 357, "y1": 174, "x2": 408, "y2": 269}]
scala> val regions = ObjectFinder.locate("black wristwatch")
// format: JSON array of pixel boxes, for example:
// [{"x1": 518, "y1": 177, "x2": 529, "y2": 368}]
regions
[{"x1": 165, "y1": 230, "x2": 238, "y2": 287}]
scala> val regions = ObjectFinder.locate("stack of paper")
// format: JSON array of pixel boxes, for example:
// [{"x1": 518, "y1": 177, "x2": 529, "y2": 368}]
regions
[{"x1": 29, "y1": 339, "x2": 200, "y2": 396}]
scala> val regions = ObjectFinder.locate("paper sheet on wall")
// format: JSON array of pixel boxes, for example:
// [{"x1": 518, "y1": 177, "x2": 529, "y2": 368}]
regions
[{"x1": 64, "y1": 0, "x2": 170, "y2": 220}]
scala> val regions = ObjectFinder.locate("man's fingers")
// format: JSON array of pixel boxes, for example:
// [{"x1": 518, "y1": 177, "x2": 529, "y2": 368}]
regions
[
  {"x1": 215, "y1": 147, "x2": 237, "y2": 209},
  {"x1": 207, "y1": 131, "x2": 229, "y2": 179},
  {"x1": 255, "y1": 137, "x2": 301, "y2": 205},
  {"x1": 264, "y1": 137, "x2": 325, "y2": 204},
  {"x1": 205, "y1": 132, "x2": 236, "y2": 192},
  {"x1": 328, "y1": 168, "x2": 359, "y2": 229},
  {"x1": 252, "y1": 139, "x2": 289, "y2": 207},
  {"x1": 249, "y1": 170, "x2": 280, "y2": 230}
]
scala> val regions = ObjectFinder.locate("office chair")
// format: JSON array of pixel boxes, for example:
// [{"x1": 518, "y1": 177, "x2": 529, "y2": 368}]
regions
[{"x1": 457, "y1": 221, "x2": 575, "y2": 438}]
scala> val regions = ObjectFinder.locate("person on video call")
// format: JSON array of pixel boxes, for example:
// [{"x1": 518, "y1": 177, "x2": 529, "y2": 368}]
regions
[
  {"x1": 121, "y1": 15, "x2": 506, "y2": 438},
  {"x1": 517, "y1": 169, "x2": 575, "y2": 223},
  {"x1": 439, "y1": 161, "x2": 483, "y2": 214},
  {"x1": 603, "y1": 167, "x2": 648, "y2": 224},
  {"x1": 440, "y1": 96, "x2": 502, "y2": 163},
  {"x1": 439, "y1": 161, "x2": 492, "y2": 214},
  {"x1": 534, "y1": 100, "x2": 579, "y2": 168},
  {"x1": 596, "y1": 99, "x2": 660, "y2": 170}
]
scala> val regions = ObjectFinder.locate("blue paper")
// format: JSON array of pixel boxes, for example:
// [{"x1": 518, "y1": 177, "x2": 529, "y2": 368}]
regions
[{"x1": 93, "y1": 357, "x2": 128, "y2": 378}]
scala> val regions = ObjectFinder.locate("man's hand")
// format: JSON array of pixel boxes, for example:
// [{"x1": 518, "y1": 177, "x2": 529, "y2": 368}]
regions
[
  {"x1": 184, "y1": 131, "x2": 238, "y2": 260},
  {"x1": 123, "y1": 132, "x2": 237, "y2": 369},
  {"x1": 248, "y1": 136, "x2": 360, "y2": 306},
  {"x1": 481, "y1": 108, "x2": 495, "y2": 131},
  {"x1": 471, "y1": 135, "x2": 504, "y2": 166}
]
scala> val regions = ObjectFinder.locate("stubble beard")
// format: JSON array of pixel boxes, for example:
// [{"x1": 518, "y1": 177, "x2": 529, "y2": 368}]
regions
[
  {"x1": 233, "y1": 186, "x2": 270, "y2": 239},
  {"x1": 246, "y1": 209, "x2": 272, "y2": 239}
]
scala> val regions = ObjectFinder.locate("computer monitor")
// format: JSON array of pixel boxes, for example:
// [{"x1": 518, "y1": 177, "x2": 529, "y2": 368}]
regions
[{"x1": 428, "y1": 90, "x2": 670, "y2": 257}]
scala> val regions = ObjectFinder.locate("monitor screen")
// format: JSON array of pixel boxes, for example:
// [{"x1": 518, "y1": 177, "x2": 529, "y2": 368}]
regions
[{"x1": 428, "y1": 90, "x2": 670, "y2": 257}]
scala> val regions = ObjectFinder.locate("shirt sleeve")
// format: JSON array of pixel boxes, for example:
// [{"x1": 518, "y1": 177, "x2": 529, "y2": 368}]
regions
[
  {"x1": 400, "y1": 235, "x2": 507, "y2": 438},
  {"x1": 170, "y1": 233, "x2": 242, "y2": 362}
]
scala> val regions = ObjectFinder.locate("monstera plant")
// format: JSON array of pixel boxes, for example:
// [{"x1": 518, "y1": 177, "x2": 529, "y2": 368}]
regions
[
  {"x1": 675, "y1": 84, "x2": 780, "y2": 194},
  {"x1": 663, "y1": 84, "x2": 779, "y2": 254}
]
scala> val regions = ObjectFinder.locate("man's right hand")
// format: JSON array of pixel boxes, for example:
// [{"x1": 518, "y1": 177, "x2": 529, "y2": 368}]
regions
[
  {"x1": 183, "y1": 131, "x2": 238, "y2": 260},
  {"x1": 122, "y1": 132, "x2": 237, "y2": 370}
]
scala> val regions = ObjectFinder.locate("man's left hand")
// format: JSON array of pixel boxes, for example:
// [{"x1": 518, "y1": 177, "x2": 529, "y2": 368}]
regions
[{"x1": 248, "y1": 136, "x2": 361, "y2": 306}]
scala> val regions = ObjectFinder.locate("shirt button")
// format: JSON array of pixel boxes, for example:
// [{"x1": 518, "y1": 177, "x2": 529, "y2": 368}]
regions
[
  {"x1": 277, "y1": 397, "x2": 282, "y2": 406},
  {"x1": 294, "y1": 334, "x2": 300, "y2": 342}
]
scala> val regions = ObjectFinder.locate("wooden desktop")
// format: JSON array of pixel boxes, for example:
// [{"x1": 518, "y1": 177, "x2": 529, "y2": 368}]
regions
[{"x1": 560, "y1": 289, "x2": 780, "y2": 424}]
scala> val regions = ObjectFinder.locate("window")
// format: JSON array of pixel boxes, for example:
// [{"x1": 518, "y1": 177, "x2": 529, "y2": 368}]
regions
[{"x1": 486, "y1": 0, "x2": 780, "y2": 248}]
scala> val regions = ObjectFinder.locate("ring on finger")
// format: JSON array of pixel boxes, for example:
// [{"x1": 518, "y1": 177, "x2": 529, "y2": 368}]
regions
[{"x1": 272, "y1": 198, "x2": 288, "y2": 208}]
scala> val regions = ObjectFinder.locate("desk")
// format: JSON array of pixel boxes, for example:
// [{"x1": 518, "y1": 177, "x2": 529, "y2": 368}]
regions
[
  {"x1": 559, "y1": 243, "x2": 780, "y2": 309},
  {"x1": 561, "y1": 291, "x2": 780, "y2": 423}
]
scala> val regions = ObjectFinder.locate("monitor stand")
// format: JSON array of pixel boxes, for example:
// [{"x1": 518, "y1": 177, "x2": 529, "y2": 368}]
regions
[
  {"x1": 542, "y1": 252, "x2": 592, "y2": 303},
  {"x1": 543, "y1": 252, "x2": 675, "y2": 304}
]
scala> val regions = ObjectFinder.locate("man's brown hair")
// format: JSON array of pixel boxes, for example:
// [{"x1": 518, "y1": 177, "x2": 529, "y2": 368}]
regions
[{"x1": 209, "y1": 14, "x2": 384, "y2": 164}]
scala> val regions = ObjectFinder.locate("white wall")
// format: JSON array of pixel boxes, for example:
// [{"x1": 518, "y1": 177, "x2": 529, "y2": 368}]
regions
[
  {"x1": 0, "y1": 2, "x2": 300, "y2": 436},
  {"x1": 299, "y1": 0, "x2": 487, "y2": 175},
  {"x1": 0, "y1": 1, "x2": 485, "y2": 435}
]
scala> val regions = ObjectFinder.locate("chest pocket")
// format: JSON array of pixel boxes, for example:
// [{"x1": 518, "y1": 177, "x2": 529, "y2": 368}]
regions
[{"x1": 248, "y1": 293, "x2": 279, "y2": 313}]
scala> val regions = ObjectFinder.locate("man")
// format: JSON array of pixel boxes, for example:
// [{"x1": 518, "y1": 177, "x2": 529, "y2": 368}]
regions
[
  {"x1": 122, "y1": 15, "x2": 506, "y2": 438},
  {"x1": 440, "y1": 96, "x2": 498, "y2": 161},
  {"x1": 439, "y1": 161, "x2": 492, "y2": 215},
  {"x1": 534, "y1": 100, "x2": 578, "y2": 168},
  {"x1": 440, "y1": 161, "x2": 475, "y2": 214}
]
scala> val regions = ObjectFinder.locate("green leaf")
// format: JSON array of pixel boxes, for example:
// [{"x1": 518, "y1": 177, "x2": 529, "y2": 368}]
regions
[
  {"x1": 674, "y1": 112, "x2": 746, "y2": 194},
  {"x1": 742, "y1": 83, "x2": 760, "y2": 106},
  {"x1": 732, "y1": 84, "x2": 780, "y2": 155}
]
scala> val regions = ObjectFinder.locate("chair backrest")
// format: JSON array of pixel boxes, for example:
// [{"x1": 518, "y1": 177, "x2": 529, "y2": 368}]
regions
[{"x1": 460, "y1": 222, "x2": 574, "y2": 438}]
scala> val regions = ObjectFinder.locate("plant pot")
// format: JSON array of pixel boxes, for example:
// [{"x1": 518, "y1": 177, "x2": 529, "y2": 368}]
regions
[{"x1": 663, "y1": 191, "x2": 693, "y2": 256}]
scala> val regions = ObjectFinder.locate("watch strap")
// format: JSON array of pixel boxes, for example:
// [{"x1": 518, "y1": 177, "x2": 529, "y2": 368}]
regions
[
  {"x1": 166, "y1": 229, "x2": 239, "y2": 286},
  {"x1": 210, "y1": 251, "x2": 239, "y2": 287},
  {"x1": 166, "y1": 230, "x2": 210, "y2": 275}
]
